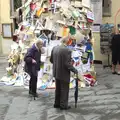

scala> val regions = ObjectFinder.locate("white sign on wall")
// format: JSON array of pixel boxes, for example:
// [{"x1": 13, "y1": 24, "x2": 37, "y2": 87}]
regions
[{"x1": 2, "y1": 24, "x2": 13, "y2": 38}]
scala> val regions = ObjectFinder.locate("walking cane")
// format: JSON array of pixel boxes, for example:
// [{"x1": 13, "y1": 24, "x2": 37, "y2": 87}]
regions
[{"x1": 74, "y1": 74, "x2": 79, "y2": 108}]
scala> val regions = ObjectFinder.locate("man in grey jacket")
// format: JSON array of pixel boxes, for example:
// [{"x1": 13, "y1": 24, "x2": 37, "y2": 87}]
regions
[{"x1": 50, "y1": 36, "x2": 78, "y2": 110}]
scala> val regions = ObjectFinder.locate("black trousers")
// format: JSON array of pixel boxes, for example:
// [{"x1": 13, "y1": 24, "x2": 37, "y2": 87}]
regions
[
  {"x1": 112, "y1": 51, "x2": 120, "y2": 65},
  {"x1": 29, "y1": 75, "x2": 37, "y2": 94},
  {"x1": 55, "y1": 79, "x2": 69, "y2": 108}
]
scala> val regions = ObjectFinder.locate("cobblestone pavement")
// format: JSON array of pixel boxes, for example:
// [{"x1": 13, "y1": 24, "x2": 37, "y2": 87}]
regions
[{"x1": 0, "y1": 60, "x2": 120, "y2": 120}]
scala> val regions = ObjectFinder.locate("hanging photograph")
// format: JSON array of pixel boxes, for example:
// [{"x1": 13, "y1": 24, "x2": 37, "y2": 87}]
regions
[{"x1": 2, "y1": 23, "x2": 13, "y2": 38}]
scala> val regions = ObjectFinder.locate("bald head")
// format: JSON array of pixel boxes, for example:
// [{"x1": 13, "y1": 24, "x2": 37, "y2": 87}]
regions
[{"x1": 61, "y1": 36, "x2": 70, "y2": 45}]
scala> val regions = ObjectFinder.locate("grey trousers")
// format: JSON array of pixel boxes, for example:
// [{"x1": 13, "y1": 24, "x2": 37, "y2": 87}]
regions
[{"x1": 55, "y1": 79, "x2": 69, "y2": 108}]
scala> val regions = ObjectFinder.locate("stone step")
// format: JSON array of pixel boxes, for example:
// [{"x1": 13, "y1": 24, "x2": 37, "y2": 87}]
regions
[{"x1": 0, "y1": 55, "x2": 7, "y2": 58}]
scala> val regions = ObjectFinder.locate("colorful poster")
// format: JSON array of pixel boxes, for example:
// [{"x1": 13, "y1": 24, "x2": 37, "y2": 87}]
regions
[{"x1": 87, "y1": 11, "x2": 94, "y2": 22}]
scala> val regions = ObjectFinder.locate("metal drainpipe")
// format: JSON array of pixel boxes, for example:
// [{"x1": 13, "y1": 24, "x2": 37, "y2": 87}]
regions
[
  {"x1": 0, "y1": 0, "x2": 2, "y2": 54},
  {"x1": 0, "y1": 0, "x2": 1, "y2": 33},
  {"x1": 114, "y1": 8, "x2": 120, "y2": 34}
]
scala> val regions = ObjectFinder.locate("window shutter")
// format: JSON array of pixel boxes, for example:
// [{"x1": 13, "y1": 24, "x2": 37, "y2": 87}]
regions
[{"x1": 103, "y1": 0, "x2": 111, "y2": 17}]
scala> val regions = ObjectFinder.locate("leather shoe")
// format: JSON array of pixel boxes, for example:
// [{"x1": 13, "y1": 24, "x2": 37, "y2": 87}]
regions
[
  {"x1": 30, "y1": 93, "x2": 38, "y2": 97},
  {"x1": 29, "y1": 91, "x2": 32, "y2": 95},
  {"x1": 54, "y1": 104, "x2": 60, "y2": 108},
  {"x1": 60, "y1": 106, "x2": 71, "y2": 110},
  {"x1": 34, "y1": 93, "x2": 38, "y2": 97}
]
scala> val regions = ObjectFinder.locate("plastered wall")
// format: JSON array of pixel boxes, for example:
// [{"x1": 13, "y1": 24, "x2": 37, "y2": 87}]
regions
[
  {"x1": 93, "y1": 0, "x2": 119, "y2": 63},
  {"x1": 0, "y1": 0, "x2": 13, "y2": 55}
]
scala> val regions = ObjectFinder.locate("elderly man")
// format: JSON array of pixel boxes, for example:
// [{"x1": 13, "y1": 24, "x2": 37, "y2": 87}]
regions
[
  {"x1": 50, "y1": 36, "x2": 78, "y2": 110},
  {"x1": 24, "y1": 40, "x2": 44, "y2": 97}
]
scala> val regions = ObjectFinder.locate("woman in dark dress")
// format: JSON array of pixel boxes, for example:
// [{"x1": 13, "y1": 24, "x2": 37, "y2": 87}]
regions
[
  {"x1": 24, "y1": 40, "x2": 44, "y2": 97},
  {"x1": 111, "y1": 29, "x2": 120, "y2": 75}
]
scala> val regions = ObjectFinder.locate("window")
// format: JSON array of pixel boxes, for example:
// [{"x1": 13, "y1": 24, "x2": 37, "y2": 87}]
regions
[
  {"x1": 102, "y1": 0, "x2": 112, "y2": 17},
  {"x1": 14, "y1": 0, "x2": 22, "y2": 10},
  {"x1": 10, "y1": 0, "x2": 22, "y2": 17}
]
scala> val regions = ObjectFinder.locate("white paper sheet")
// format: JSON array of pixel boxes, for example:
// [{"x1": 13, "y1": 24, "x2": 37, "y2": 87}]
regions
[
  {"x1": 38, "y1": 69, "x2": 43, "y2": 79},
  {"x1": 82, "y1": 0, "x2": 91, "y2": 8},
  {"x1": 41, "y1": 55, "x2": 47, "y2": 62}
]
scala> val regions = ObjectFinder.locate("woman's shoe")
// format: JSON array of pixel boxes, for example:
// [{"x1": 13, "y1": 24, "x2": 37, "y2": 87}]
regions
[
  {"x1": 34, "y1": 93, "x2": 38, "y2": 97},
  {"x1": 31, "y1": 93, "x2": 38, "y2": 100},
  {"x1": 32, "y1": 92, "x2": 38, "y2": 97},
  {"x1": 60, "y1": 106, "x2": 71, "y2": 110},
  {"x1": 117, "y1": 71, "x2": 120, "y2": 75},
  {"x1": 29, "y1": 90, "x2": 32, "y2": 95},
  {"x1": 112, "y1": 71, "x2": 117, "y2": 74},
  {"x1": 29, "y1": 92, "x2": 38, "y2": 100},
  {"x1": 54, "y1": 104, "x2": 60, "y2": 108}
]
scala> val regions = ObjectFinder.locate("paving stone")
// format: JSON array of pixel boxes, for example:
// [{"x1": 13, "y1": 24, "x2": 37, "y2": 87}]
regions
[
  {"x1": 80, "y1": 94, "x2": 117, "y2": 102},
  {"x1": 0, "y1": 63, "x2": 120, "y2": 120},
  {"x1": 78, "y1": 91, "x2": 95, "y2": 96},
  {"x1": 81, "y1": 105, "x2": 118, "y2": 111},
  {"x1": 113, "y1": 84, "x2": 120, "y2": 88},
  {"x1": 0, "y1": 104, "x2": 9, "y2": 120},
  {"x1": 91, "y1": 86, "x2": 107, "y2": 91},
  {"x1": 95, "y1": 99, "x2": 120, "y2": 104},
  {"x1": 0, "y1": 97, "x2": 10, "y2": 105},
  {"x1": 96, "y1": 89, "x2": 120, "y2": 95},
  {"x1": 83, "y1": 114, "x2": 101, "y2": 120},
  {"x1": 4, "y1": 97, "x2": 29, "y2": 120}
]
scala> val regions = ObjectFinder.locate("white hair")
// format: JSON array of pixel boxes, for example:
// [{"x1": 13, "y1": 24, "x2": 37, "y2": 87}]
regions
[
  {"x1": 35, "y1": 39, "x2": 43, "y2": 50},
  {"x1": 35, "y1": 39, "x2": 43, "y2": 45}
]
